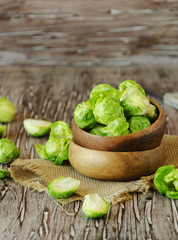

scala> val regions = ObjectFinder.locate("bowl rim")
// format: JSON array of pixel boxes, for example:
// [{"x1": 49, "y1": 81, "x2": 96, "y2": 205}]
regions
[{"x1": 73, "y1": 99, "x2": 164, "y2": 139}]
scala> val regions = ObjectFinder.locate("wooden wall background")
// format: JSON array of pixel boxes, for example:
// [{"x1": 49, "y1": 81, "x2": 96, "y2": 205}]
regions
[{"x1": 0, "y1": 0, "x2": 178, "y2": 67}]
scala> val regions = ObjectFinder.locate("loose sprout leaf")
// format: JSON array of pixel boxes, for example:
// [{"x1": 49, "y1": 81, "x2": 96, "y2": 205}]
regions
[
  {"x1": 128, "y1": 116, "x2": 151, "y2": 133},
  {"x1": 0, "y1": 169, "x2": 11, "y2": 179},
  {"x1": 93, "y1": 97, "x2": 124, "y2": 125},
  {"x1": 0, "y1": 97, "x2": 16, "y2": 123},
  {"x1": 35, "y1": 144, "x2": 49, "y2": 160},
  {"x1": 82, "y1": 194, "x2": 110, "y2": 218},
  {"x1": 74, "y1": 102, "x2": 96, "y2": 130},
  {"x1": 48, "y1": 177, "x2": 80, "y2": 199},
  {"x1": 23, "y1": 119, "x2": 52, "y2": 137},
  {"x1": 0, "y1": 124, "x2": 6, "y2": 138},
  {"x1": 50, "y1": 121, "x2": 73, "y2": 140},
  {"x1": 0, "y1": 138, "x2": 20, "y2": 164}
]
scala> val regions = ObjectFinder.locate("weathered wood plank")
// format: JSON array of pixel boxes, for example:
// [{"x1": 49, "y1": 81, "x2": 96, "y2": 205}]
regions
[
  {"x1": 0, "y1": 66, "x2": 178, "y2": 240},
  {"x1": 0, "y1": 0, "x2": 178, "y2": 66}
]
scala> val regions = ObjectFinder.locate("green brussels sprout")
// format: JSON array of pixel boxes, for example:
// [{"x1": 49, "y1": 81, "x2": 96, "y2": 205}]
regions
[
  {"x1": 120, "y1": 92, "x2": 157, "y2": 121},
  {"x1": 0, "y1": 169, "x2": 10, "y2": 179},
  {"x1": 0, "y1": 124, "x2": 6, "y2": 138},
  {"x1": 35, "y1": 144, "x2": 49, "y2": 160},
  {"x1": 120, "y1": 129, "x2": 131, "y2": 135},
  {"x1": 0, "y1": 138, "x2": 20, "y2": 164},
  {"x1": 89, "y1": 84, "x2": 121, "y2": 106},
  {"x1": 0, "y1": 97, "x2": 16, "y2": 123},
  {"x1": 45, "y1": 137, "x2": 70, "y2": 165},
  {"x1": 119, "y1": 80, "x2": 145, "y2": 101},
  {"x1": 102, "y1": 117, "x2": 129, "y2": 136},
  {"x1": 154, "y1": 165, "x2": 178, "y2": 199},
  {"x1": 89, "y1": 124, "x2": 107, "y2": 136},
  {"x1": 74, "y1": 102, "x2": 96, "y2": 130},
  {"x1": 90, "y1": 84, "x2": 114, "y2": 98},
  {"x1": 93, "y1": 97, "x2": 124, "y2": 125},
  {"x1": 128, "y1": 116, "x2": 151, "y2": 133},
  {"x1": 82, "y1": 194, "x2": 110, "y2": 218},
  {"x1": 50, "y1": 121, "x2": 73, "y2": 140},
  {"x1": 23, "y1": 119, "x2": 52, "y2": 137},
  {"x1": 48, "y1": 177, "x2": 80, "y2": 199}
]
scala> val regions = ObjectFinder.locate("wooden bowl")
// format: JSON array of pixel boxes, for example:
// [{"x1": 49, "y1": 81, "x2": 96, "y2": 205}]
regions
[
  {"x1": 69, "y1": 139, "x2": 165, "y2": 181},
  {"x1": 73, "y1": 99, "x2": 166, "y2": 152}
]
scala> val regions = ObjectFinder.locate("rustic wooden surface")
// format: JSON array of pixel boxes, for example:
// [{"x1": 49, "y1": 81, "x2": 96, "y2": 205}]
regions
[
  {"x1": 0, "y1": 66, "x2": 178, "y2": 240},
  {"x1": 0, "y1": 0, "x2": 178, "y2": 67},
  {"x1": 0, "y1": 0, "x2": 178, "y2": 239}
]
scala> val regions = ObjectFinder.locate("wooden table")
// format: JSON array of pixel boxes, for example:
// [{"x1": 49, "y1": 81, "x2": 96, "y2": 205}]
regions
[
  {"x1": 0, "y1": 0, "x2": 178, "y2": 239},
  {"x1": 0, "y1": 66, "x2": 178, "y2": 240}
]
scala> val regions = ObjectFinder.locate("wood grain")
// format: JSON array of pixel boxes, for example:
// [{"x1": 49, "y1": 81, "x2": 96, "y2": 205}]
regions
[
  {"x1": 0, "y1": 66, "x2": 178, "y2": 240},
  {"x1": 0, "y1": 0, "x2": 178, "y2": 67},
  {"x1": 69, "y1": 139, "x2": 165, "y2": 181}
]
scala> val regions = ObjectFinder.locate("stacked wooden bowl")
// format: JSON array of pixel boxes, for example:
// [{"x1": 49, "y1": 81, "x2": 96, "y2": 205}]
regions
[{"x1": 69, "y1": 100, "x2": 166, "y2": 181}]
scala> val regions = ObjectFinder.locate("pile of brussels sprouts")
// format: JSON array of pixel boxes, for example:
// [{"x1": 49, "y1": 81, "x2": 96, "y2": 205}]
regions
[
  {"x1": 0, "y1": 82, "x2": 178, "y2": 218},
  {"x1": 74, "y1": 80, "x2": 158, "y2": 136}
]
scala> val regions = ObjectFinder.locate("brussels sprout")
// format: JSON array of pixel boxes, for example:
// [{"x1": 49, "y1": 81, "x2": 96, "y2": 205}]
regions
[
  {"x1": 0, "y1": 169, "x2": 10, "y2": 179},
  {"x1": 0, "y1": 124, "x2": 6, "y2": 138},
  {"x1": 93, "y1": 97, "x2": 124, "y2": 125},
  {"x1": 89, "y1": 84, "x2": 121, "y2": 106},
  {"x1": 74, "y1": 102, "x2": 96, "y2": 130},
  {"x1": 119, "y1": 80, "x2": 145, "y2": 101},
  {"x1": 35, "y1": 144, "x2": 49, "y2": 160},
  {"x1": 120, "y1": 129, "x2": 131, "y2": 135},
  {"x1": 102, "y1": 117, "x2": 129, "y2": 136},
  {"x1": 0, "y1": 138, "x2": 20, "y2": 164},
  {"x1": 45, "y1": 137, "x2": 70, "y2": 165},
  {"x1": 89, "y1": 124, "x2": 107, "y2": 136},
  {"x1": 128, "y1": 116, "x2": 151, "y2": 133},
  {"x1": 154, "y1": 165, "x2": 178, "y2": 199},
  {"x1": 48, "y1": 177, "x2": 80, "y2": 199},
  {"x1": 90, "y1": 84, "x2": 114, "y2": 98},
  {"x1": 23, "y1": 119, "x2": 52, "y2": 137},
  {"x1": 0, "y1": 97, "x2": 16, "y2": 123},
  {"x1": 50, "y1": 121, "x2": 73, "y2": 140},
  {"x1": 120, "y1": 92, "x2": 157, "y2": 120},
  {"x1": 82, "y1": 194, "x2": 110, "y2": 218}
]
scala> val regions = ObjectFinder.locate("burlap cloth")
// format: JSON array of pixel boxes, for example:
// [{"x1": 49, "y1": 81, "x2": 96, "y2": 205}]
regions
[{"x1": 11, "y1": 134, "x2": 178, "y2": 204}]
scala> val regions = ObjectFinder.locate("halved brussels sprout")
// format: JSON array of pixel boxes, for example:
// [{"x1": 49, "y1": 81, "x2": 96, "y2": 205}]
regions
[
  {"x1": 23, "y1": 119, "x2": 52, "y2": 137},
  {"x1": 0, "y1": 124, "x2": 6, "y2": 138},
  {"x1": 48, "y1": 177, "x2": 80, "y2": 199},
  {"x1": 102, "y1": 117, "x2": 129, "y2": 136},
  {"x1": 119, "y1": 80, "x2": 145, "y2": 101},
  {"x1": 89, "y1": 124, "x2": 107, "y2": 136},
  {"x1": 93, "y1": 97, "x2": 124, "y2": 125},
  {"x1": 128, "y1": 116, "x2": 151, "y2": 133},
  {"x1": 82, "y1": 194, "x2": 110, "y2": 218},
  {"x1": 0, "y1": 138, "x2": 20, "y2": 164},
  {"x1": 50, "y1": 121, "x2": 73, "y2": 140},
  {"x1": 74, "y1": 102, "x2": 96, "y2": 130},
  {"x1": 0, "y1": 169, "x2": 10, "y2": 179},
  {"x1": 0, "y1": 97, "x2": 16, "y2": 123}
]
